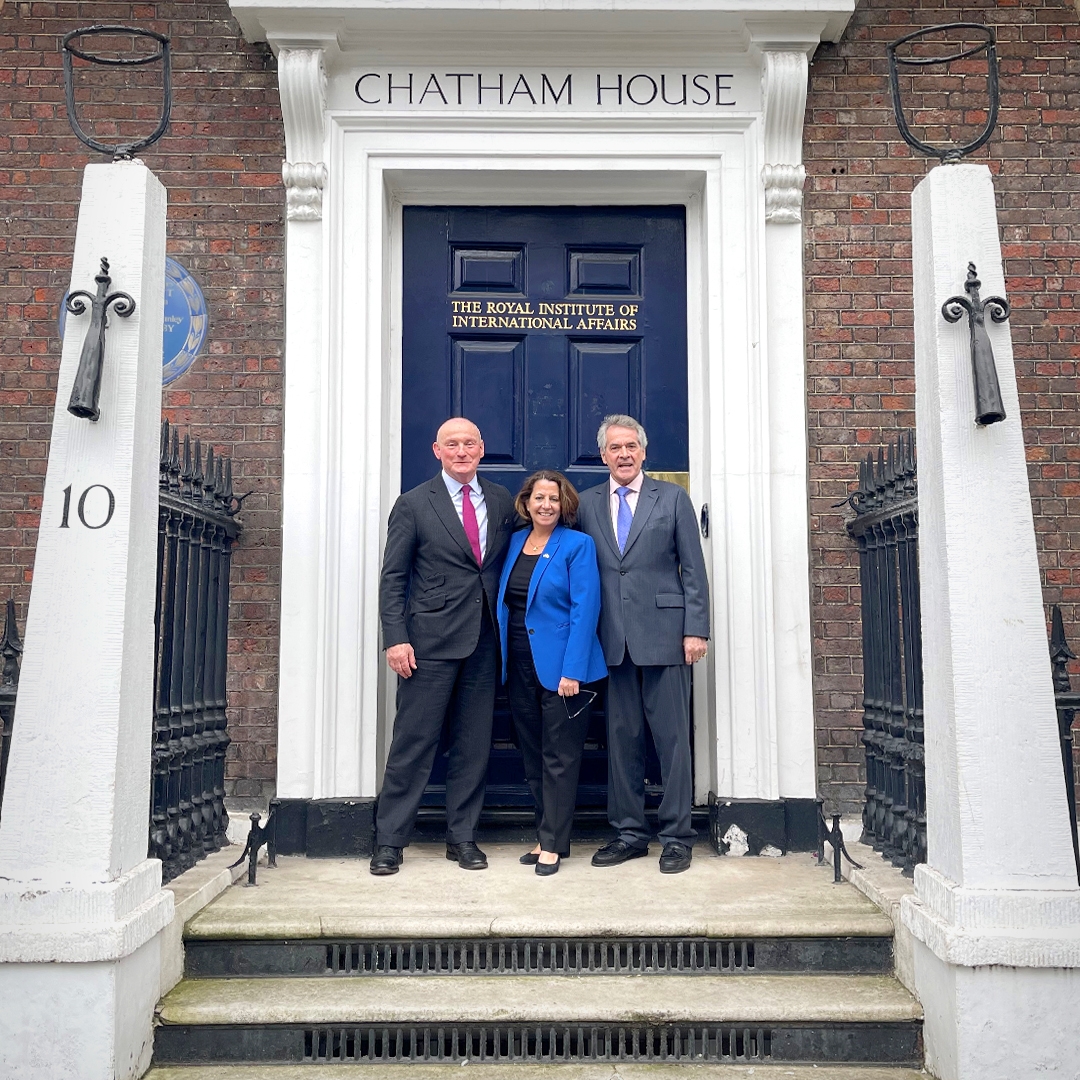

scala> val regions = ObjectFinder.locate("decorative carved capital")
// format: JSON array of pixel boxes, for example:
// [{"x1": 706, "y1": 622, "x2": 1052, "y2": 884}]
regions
[
  {"x1": 278, "y1": 47, "x2": 327, "y2": 220},
  {"x1": 761, "y1": 50, "x2": 809, "y2": 224},
  {"x1": 762, "y1": 163, "x2": 807, "y2": 224},
  {"x1": 282, "y1": 161, "x2": 328, "y2": 221}
]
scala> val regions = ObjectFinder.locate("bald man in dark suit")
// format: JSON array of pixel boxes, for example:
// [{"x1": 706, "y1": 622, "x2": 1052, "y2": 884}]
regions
[{"x1": 371, "y1": 418, "x2": 516, "y2": 875}]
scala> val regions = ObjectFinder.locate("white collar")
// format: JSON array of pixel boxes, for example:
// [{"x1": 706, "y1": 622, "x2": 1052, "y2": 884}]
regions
[
  {"x1": 442, "y1": 470, "x2": 480, "y2": 495},
  {"x1": 609, "y1": 470, "x2": 645, "y2": 494}
]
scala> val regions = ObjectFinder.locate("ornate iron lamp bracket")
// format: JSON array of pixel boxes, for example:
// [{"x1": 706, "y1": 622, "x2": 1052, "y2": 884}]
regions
[
  {"x1": 65, "y1": 258, "x2": 136, "y2": 421},
  {"x1": 887, "y1": 23, "x2": 999, "y2": 163},
  {"x1": 942, "y1": 262, "x2": 1009, "y2": 427},
  {"x1": 62, "y1": 25, "x2": 171, "y2": 160}
]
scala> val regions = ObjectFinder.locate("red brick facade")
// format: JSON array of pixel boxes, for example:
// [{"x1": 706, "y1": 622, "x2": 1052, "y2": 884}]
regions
[
  {"x1": 1, "y1": 1, "x2": 1078, "y2": 814},
  {"x1": 0, "y1": 1, "x2": 285, "y2": 798},
  {"x1": 805, "y1": 0, "x2": 1080, "y2": 809}
]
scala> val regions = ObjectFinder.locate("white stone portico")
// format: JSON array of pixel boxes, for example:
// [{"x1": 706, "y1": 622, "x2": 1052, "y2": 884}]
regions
[{"x1": 228, "y1": 1, "x2": 856, "y2": 822}]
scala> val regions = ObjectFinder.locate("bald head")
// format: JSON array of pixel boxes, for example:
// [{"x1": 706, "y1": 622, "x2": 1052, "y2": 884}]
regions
[
  {"x1": 436, "y1": 417, "x2": 481, "y2": 445},
  {"x1": 433, "y1": 417, "x2": 484, "y2": 484}
]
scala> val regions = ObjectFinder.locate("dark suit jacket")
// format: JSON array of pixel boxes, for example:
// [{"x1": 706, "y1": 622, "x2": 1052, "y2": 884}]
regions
[
  {"x1": 379, "y1": 474, "x2": 516, "y2": 661},
  {"x1": 576, "y1": 474, "x2": 710, "y2": 668}
]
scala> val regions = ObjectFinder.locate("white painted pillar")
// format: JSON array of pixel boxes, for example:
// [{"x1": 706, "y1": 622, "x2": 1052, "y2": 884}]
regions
[
  {"x1": 901, "y1": 162, "x2": 1080, "y2": 1079},
  {"x1": 760, "y1": 48, "x2": 818, "y2": 801},
  {"x1": 711, "y1": 39, "x2": 819, "y2": 803},
  {"x1": 275, "y1": 41, "x2": 329, "y2": 799},
  {"x1": 0, "y1": 161, "x2": 172, "y2": 1080}
]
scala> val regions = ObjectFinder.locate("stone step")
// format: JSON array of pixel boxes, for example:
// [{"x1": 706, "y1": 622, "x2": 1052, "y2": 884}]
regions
[
  {"x1": 146, "y1": 1065, "x2": 929, "y2": 1079},
  {"x1": 183, "y1": 848, "x2": 895, "y2": 942},
  {"x1": 153, "y1": 973, "x2": 922, "y2": 1067},
  {"x1": 185, "y1": 935, "x2": 893, "y2": 978}
]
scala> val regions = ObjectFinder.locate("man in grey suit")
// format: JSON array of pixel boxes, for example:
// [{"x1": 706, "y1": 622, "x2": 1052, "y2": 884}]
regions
[
  {"x1": 370, "y1": 418, "x2": 517, "y2": 875},
  {"x1": 576, "y1": 415, "x2": 710, "y2": 874}
]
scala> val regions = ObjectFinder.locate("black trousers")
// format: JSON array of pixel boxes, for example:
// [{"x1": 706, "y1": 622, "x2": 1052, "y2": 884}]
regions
[
  {"x1": 606, "y1": 655, "x2": 694, "y2": 850},
  {"x1": 506, "y1": 625, "x2": 590, "y2": 856},
  {"x1": 375, "y1": 609, "x2": 498, "y2": 848}
]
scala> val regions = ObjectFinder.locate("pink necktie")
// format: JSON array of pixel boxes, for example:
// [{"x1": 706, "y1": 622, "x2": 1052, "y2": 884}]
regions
[{"x1": 461, "y1": 483, "x2": 483, "y2": 566}]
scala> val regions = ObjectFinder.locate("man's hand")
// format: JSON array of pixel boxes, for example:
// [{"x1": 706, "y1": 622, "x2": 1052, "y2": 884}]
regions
[
  {"x1": 387, "y1": 643, "x2": 418, "y2": 679},
  {"x1": 683, "y1": 636, "x2": 708, "y2": 665},
  {"x1": 558, "y1": 677, "x2": 580, "y2": 697}
]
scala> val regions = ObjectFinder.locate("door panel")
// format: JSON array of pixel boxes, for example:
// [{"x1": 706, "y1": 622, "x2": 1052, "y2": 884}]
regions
[{"x1": 401, "y1": 206, "x2": 687, "y2": 811}]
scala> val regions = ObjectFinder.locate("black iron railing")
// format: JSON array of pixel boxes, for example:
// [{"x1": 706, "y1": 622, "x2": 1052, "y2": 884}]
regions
[
  {"x1": 151, "y1": 420, "x2": 241, "y2": 883},
  {"x1": 1048, "y1": 606, "x2": 1080, "y2": 883},
  {"x1": 0, "y1": 599, "x2": 24, "y2": 825},
  {"x1": 846, "y1": 432, "x2": 926, "y2": 874}
]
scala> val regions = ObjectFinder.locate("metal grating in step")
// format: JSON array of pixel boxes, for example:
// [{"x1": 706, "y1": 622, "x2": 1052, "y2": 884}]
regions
[
  {"x1": 302, "y1": 1023, "x2": 770, "y2": 1064},
  {"x1": 183, "y1": 935, "x2": 893, "y2": 978},
  {"x1": 152, "y1": 1021, "x2": 923, "y2": 1066},
  {"x1": 325, "y1": 938, "x2": 753, "y2": 975}
]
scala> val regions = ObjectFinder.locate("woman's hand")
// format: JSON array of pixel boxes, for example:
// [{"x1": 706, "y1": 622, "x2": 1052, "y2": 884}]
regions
[{"x1": 558, "y1": 677, "x2": 580, "y2": 697}]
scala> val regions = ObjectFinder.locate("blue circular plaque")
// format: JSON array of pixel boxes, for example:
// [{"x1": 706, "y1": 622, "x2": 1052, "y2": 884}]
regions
[
  {"x1": 59, "y1": 256, "x2": 208, "y2": 386},
  {"x1": 161, "y1": 258, "x2": 208, "y2": 385}
]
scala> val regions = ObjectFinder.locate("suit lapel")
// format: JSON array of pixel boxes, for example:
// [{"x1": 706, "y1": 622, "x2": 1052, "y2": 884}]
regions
[
  {"x1": 621, "y1": 476, "x2": 659, "y2": 558},
  {"x1": 593, "y1": 484, "x2": 621, "y2": 560},
  {"x1": 428, "y1": 476, "x2": 475, "y2": 562},
  {"x1": 527, "y1": 525, "x2": 563, "y2": 611}
]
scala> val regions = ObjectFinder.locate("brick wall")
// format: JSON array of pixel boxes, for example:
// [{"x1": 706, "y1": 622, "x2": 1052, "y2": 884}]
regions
[
  {"x1": 0, "y1": 1, "x2": 284, "y2": 799},
  {"x1": 805, "y1": 0, "x2": 1080, "y2": 811},
  {"x1": 4, "y1": 0, "x2": 1078, "y2": 821}
]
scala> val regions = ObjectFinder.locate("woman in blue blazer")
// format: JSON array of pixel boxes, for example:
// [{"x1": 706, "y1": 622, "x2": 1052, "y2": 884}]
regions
[{"x1": 497, "y1": 470, "x2": 608, "y2": 876}]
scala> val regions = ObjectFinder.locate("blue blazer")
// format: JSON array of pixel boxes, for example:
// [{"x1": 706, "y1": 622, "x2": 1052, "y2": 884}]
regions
[{"x1": 496, "y1": 524, "x2": 609, "y2": 692}]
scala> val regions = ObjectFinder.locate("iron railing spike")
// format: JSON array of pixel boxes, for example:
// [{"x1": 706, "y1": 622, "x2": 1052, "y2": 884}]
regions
[
  {"x1": 1, "y1": 598, "x2": 23, "y2": 687},
  {"x1": 1050, "y1": 604, "x2": 1077, "y2": 666},
  {"x1": 203, "y1": 445, "x2": 215, "y2": 502}
]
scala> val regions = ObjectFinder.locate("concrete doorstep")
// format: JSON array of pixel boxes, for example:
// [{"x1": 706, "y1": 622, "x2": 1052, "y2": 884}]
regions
[{"x1": 182, "y1": 844, "x2": 895, "y2": 941}]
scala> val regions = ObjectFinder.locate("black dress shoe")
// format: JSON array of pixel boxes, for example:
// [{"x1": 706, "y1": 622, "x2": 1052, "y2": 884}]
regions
[
  {"x1": 446, "y1": 841, "x2": 488, "y2": 870},
  {"x1": 591, "y1": 839, "x2": 649, "y2": 867},
  {"x1": 535, "y1": 855, "x2": 560, "y2": 876},
  {"x1": 369, "y1": 845, "x2": 403, "y2": 876},
  {"x1": 659, "y1": 841, "x2": 693, "y2": 874},
  {"x1": 519, "y1": 850, "x2": 541, "y2": 865}
]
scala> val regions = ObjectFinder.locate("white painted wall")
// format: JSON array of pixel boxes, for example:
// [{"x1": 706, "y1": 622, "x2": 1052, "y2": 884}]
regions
[
  {"x1": 0, "y1": 161, "x2": 172, "y2": 1080},
  {"x1": 902, "y1": 162, "x2": 1080, "y2": 1080}
]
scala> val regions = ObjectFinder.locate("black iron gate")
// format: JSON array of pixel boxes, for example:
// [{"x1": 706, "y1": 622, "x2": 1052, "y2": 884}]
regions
[
  {"x1": 846, "y1": 432, "x2": 927, "y2": 874},
  {"x1": 150, "y1": 420, "x2": 241, "y2": 883}
]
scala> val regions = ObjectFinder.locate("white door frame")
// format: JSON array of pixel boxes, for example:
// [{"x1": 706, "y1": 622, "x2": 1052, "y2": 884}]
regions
[{"x1": 275, "y1": 100, "x2": 819, "y2": 806}]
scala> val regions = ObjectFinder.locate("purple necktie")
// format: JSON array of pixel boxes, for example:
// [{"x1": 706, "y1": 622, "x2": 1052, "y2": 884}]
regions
[{"x1": 461, "y1": 483, "x2": 483, "y2": 566}]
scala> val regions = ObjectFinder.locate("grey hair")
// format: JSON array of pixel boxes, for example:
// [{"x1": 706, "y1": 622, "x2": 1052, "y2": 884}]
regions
[{"x1": 597, "y1": 414, "x2": 648, "y2": 453}]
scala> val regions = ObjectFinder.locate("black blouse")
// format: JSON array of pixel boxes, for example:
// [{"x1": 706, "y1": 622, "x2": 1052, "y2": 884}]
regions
[{"x1": 505, "y1": 551, "x2": 541, "y2": 627}]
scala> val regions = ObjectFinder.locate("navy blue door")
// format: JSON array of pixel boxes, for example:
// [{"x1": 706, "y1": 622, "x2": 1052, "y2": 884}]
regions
[{"x1": 402, "y1": 206, "x2": 688, "y2": 809}]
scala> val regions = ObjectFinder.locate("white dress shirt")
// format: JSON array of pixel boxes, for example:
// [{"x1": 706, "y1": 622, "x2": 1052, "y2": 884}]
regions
[
  {"x1": 608, "y1": 470, "x2": 645, "y2": 539},
  {"x1": 442, "y1": 470, "x2": 488, "y2": 560}
]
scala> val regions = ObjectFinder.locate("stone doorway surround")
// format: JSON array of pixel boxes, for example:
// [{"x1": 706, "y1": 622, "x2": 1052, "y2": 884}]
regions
[{"x1": 227, "y1": 1, "x2": 856, "y2": 848}]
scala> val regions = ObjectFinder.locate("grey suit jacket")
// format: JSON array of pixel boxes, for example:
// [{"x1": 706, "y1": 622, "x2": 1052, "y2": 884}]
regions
[
  {"x1": 379, "y1": 474, "x2": 516, "y2": 661},
  {"x1": 576, "y1": 475, "x2": 710, "y2": 668}
]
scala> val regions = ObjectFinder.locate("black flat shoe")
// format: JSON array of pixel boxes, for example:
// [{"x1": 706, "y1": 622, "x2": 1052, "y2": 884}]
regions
[
  {"x1": 519, "y1": 850, "x2": 541, "y2": 865},
  {"x1": 535, "y1": 855, "x2": 560, "y2": 876},
  {"x1": 591, "y1": 839, "x2": 649, "y2": 867},
  {"x1": 659, "y1": 841, "x2": 693, "y2": 874},
  {"x1": 369, "y1": 845, "x2": 403, "y2": 876},
  {"x1": 446, "y1": 841, "x2": 488, "y2": 870}
]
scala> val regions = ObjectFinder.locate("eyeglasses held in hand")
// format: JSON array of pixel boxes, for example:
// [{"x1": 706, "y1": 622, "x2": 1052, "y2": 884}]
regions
[{"x1": 563, "y1": 687, "x2": 598, "y2": 720}]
